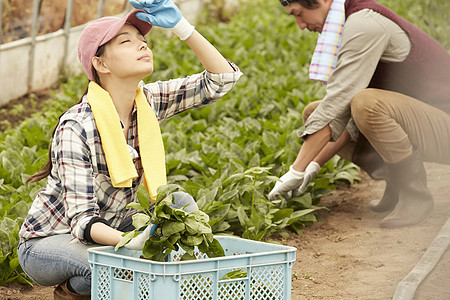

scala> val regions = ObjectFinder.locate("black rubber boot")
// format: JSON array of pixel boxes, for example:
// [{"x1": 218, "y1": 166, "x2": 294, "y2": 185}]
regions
[
  {"x1": 368, "y1": 182, "x2": 399, "y2": 212},
  {"x1": 352, "y1": 135, "x2": 386, "y2": 180},
  {"x1": 380, "y1": 150, "x2": 433, "y2": 228},
  {"x1": 351, "y1": 136, "x2": 399, "y2": 212}
]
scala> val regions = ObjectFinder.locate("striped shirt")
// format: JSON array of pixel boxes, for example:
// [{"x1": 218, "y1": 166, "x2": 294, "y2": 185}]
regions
[{"x1": 19, "y1": 63, "x2": 242, "y2": 244}]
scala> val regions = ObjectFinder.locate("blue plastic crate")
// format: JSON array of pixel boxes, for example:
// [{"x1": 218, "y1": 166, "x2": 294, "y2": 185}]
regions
[{"x1": 88, "y1": 235, "x2": 297, "y2": 300}]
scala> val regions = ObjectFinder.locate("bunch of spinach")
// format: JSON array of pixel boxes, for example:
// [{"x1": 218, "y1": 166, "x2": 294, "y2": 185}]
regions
[{"x1": 116, "y1": 185, "x2": 225, "y2": 261}]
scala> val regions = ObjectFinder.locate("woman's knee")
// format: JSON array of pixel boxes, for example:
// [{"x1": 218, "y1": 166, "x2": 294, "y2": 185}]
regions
[
  {"x1": 17, "y1": 235, "x2": 91, "y2": 286},
  {"x1": 17, "y1": 242, "x2": 41, "y2": 285}
]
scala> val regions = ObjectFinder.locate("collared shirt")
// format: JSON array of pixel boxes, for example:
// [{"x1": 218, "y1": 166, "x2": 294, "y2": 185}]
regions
[
  {"x1": 301, "y1": 9, "x2": 411, "y2": 141},
  {"x1": 19, "y1": 63, "x2": 242, "y2": 244}
]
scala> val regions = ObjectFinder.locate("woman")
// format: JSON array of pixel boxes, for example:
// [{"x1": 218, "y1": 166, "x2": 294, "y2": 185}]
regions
[{"x1": 17, "y1": 1, "x2": 242, "y2": 298}]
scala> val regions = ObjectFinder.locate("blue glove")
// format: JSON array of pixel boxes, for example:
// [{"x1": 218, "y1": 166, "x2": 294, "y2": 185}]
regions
[
  {"x1": 129, "y1": 0, "x2": 181, "y2": 28},
  {"x1": 130, "y1": 0, "x2": 195, "y2": 40}
]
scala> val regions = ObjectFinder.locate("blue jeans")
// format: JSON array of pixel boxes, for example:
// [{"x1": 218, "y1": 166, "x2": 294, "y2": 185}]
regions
[{"x1": 17, "y1": 192, "x2": 197, "y2": 295}]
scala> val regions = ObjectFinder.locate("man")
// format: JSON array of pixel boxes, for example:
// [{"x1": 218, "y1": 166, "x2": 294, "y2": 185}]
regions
[{"x1": 269, "y1": 0, "x2": 450, "y2": 228}]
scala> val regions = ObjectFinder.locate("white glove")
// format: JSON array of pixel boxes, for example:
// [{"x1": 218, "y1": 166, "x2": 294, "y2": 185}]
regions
[
  {"x1": 292, "y1": 161, "x2": 321, "y2": 197},
  {"x1": 269, "y1": 165, "x2": 305, "y2": 201},
  {"x1": 170, "y1": 17, "x2": 195, "y2": 41},
  {"x1": 125, "y1": 223, "x2": 157, "y2": 250}
]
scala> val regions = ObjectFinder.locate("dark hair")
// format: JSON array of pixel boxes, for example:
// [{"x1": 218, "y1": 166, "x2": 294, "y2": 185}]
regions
[
  {"x1": 293, "y1": 0, "x2": 319, "y2": 9},
  {"x1": 26, "y1": 44, "x2": 107, "y2": 184}
]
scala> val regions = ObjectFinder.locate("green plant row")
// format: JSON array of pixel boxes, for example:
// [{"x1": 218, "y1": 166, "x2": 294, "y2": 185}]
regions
[{"x1": 0, "y1": 76, "x2": 86, "y2": 285}]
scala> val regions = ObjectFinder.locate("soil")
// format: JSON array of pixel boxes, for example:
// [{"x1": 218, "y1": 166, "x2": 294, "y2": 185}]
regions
[
  {"x1": 287, "y1": 163, "x2": 450, "y2": 300},
  {"x1": 0, "y1": 90, "x2": 55, "y2": 132},
  {"x1": 1, "y1": 96, "x2": 449, "y2": 299}
]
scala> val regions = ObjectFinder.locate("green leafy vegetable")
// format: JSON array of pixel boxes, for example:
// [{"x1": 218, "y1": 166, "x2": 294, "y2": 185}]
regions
[
  {"x1": 220, "y1": 268, "x2": 247, "y2": 280},
  {"x1": 119, "y1": 187, "x2": 225, "y2": 262}
]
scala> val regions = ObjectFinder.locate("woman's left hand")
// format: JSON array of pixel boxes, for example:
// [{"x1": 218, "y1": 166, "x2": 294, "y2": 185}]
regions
[
  {"x1": 130, "y1": 0, "x2": 195, "y2": 40},
  {"x1": 130, "y1": 0, "x2": 182, "y2": 28}
]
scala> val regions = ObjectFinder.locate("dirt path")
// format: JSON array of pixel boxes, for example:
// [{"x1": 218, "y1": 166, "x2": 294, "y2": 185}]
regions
[
  {"x1": 287, "y1": 162, "x2": 450, "y2": 300},
  {"x1": 1, "y1": 163, "x2": 449, "y2": 300}
]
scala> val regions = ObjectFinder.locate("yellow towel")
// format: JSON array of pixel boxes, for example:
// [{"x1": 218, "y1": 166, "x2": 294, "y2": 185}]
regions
[{"x1": 87, "y1": 82, "x2": 166, "y2": 201}]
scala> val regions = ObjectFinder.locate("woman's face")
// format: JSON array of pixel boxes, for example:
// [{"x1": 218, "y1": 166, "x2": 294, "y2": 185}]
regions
[
  {"x1": 100, "y1": 24, "x2": 153, "y2": 80},
  {"x1": 284, "y1": 0, "x2": 332, "y2": 33}
]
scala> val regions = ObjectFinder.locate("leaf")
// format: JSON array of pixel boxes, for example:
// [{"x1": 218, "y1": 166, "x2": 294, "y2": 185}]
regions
[
  {"x1": 178, "y1": 241, "x2": 195, "y2": 256},
  {"x1": 220, "y1": 268, "x2": 247, "y2": 280},
  {"x1": 115, "y1": 231, "x2": 135, "y2": 251},
  {"x1": 7, "y1": 201, "x2": 29, "y2": 218},
  {"x1": 127, "y1": 201, "x2": 146, "y2": 211},
  {"x1": 180, "y1": 252, "x2": 196, "y2": 261},
  {"x1": 181, "y1": 234, "x2": 203, "y2": 246},
  {"x1": 8, "y1": 257, "x2": 20, "y2": 270},
  {"x1": 230, "y1": 143, "x2": 248, "y2": 164},
  {"x1": 132, "y1": 213, "x2": 151, "y2": 230},
  {"x1": 168, "y1": 233, "x2": 181, "y2": 245},
  {"x1": 211, "y1": 221, "x2": 231, "y2": 232},
  {"x1": 249, "y1": 209, "x2": 264, "y2": 229},
  {"x1": 290, "y1": 193, "x2": 313, "y2": 208},
  {"x1": 207, "y1": 203, "x2": 231, "y2": 223},
  {"x1": 199, "y1": 238, "x2": 225, "y2": 258},
  {"x1": 171, "y1": 208, "x2": 187, "y2": 222},
  {"x1": 236, "y1": 206, "x2": 250, "y2": 227},
  {"x1": 262, "y1": 131, "x2": 279, "y2": 149},
  {"x1": 156, "y1": 184, "x2": 184, "y2": 202},
  {"x1": 142, "y1": 241, "x2": 164, "y2": 261},
  {"x1": 272, "y1": 208, "x2": 294, "y2": 223},
  {"x1": 162, "y1": 221, "x2": 185, "y2": 236},
  {"x1": 287, "y1": 208, "x2": 326, "y2": 226},
  {"x1": 289, "y1": 222, "x2": 304, "y2": 235},
  {"x1": 313, "y1": 177, "x2": 331, "y2": 189},
  {"x1": 154, "y1": 207, "x2": 171, "y2": 220},
  {"x1": 136, "y1": 185, "x2": 151, "y2": 211},
  {"x1": 218, "y1": 190, "x2": 239, "y2": 202},
  {"x1": 190, "y1": 210, "x2": 210, "y2": 224},
  {"x1": 183, "y1": 180, "x2": 203, "y2": 197},
  {"x1": 185, "y1": 217, "x2": 212, "y2": 235}
]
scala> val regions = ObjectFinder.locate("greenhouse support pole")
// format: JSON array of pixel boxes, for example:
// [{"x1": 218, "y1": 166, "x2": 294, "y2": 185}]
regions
[
  {"x1": 97, "y1": 0, "x2": 105, "y2": 19},
  {"x1": 0, "y1": 0, "x2": 3, "y2": 66},
  {"x1": 28, "y1": 0, "x2": 41, "y2": 91},
  {"x1": 0, "y1": 0, "x2": 3, "y2": 44},
  {"x1": 61, "y1": 0, "x2": 74, "y2": 75}
]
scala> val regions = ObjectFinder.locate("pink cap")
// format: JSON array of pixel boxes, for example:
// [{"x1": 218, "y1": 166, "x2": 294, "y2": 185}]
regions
[{"x1": 78, "y1": 9, "x2": 152, "y2": 81}]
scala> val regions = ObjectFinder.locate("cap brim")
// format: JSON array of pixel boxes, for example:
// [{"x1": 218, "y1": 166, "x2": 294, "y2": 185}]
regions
[
  {"x1": 99, "y1": 9, "x2": 152, "y2": 47},
  {"x1": 124, "y1": 9, "x2": 153, "y2": 36}
]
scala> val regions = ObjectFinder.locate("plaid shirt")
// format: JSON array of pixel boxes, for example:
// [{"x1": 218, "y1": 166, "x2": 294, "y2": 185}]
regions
[{"x1": 19, "y1": 63, "x2": 242, "y2": 244}]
